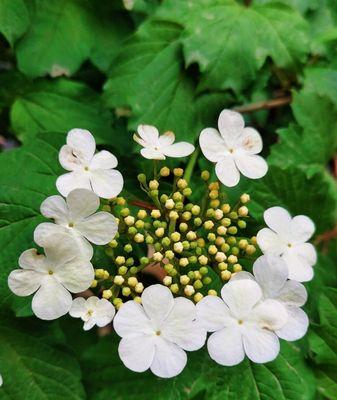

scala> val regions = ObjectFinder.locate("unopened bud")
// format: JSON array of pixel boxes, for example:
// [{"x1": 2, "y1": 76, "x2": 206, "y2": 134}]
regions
[
  {"x1": 160, "y1": 166, "x2": 170, "y2": 177},
  {"x1": 179, "y1": 258, "x2": 189, "y2": 267},
  {"x1": 128, "y1": 277, "x2": 138, "y2": 287},
  {"x1": 238, "y1": 206, "x2": 249, "y2": 217},
  {"x1": 153, "y1": 252, "x2": 163, "y2": 262},
  {"x1": 135, "y1": 282, "x2": 144, "y2": 293},
  {"x1": 221, "y1": 270, "x2": 232, "y2": 280},
  {"x1": 194, "y1": 292, "x2": 204, "y2": 302},
  {"x1": 114, "y1": 275, "x2": 125, "y2": 285},
  {"x1": 208, "y1": 289, "x2": 217, "y2": 296},
  {"x1": 155, "y1": 227, "x2": 165, "y2": 237},
  {"x1": 240, "y1": 193, "x2": 250, "y2": 204},
  {"x1": 165, "y1": 199, "x2": 175, "y2": 210},
  {"x1": 122, "y1": 287, "x2": 131, "y2": 297},
  {"x1": 163, "y1": 276, "x2": 172, "y2": 286},
  {"x1": 184, "y1": 285, "x2": 195, "y2": 296},
  {"x1": 124, "y1": 216, "x2": 135, "y2": 226},
  {"x1": 137, "y1": 209, "x2": 147, "y2": 219},
  {"x1": 201, "y1": 170, "x2": 210, "y2": 181},
  {"x1": 173, "y1": 242, "x2": 184, "y2": 253},
  {"x1": 170, "y1": 283, "x2": 179, "y2": 293},
  {"x1": 228, "y1": 255, "x2": 238, "y2": 264},
  {"x1": 173, "y1": 168, "x2": 184, "y2": 177},
  {"x1": 198, "y1": 255, "x2": 208, "y2": 265},
  {"x1": 204, "y1": 220, "x2": 214, "y2": 230},
  {"x1": 180, "y1": 275, "x2": 190, "y2": 285},
  {"x1": 134, "y1": 233, "x2": 145, "y2": 243},
  {"x1": 102, "y1": 289, "x2": 113, "y2": 299},
  {"x1": 149, "y1": 180, "x2": 159, "y2": 190}
]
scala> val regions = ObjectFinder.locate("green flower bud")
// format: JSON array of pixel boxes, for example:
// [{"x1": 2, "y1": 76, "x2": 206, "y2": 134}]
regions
[
  {"x1": 172, "y1": 192, "x2": 183, "y2": 202},
  {"x1": 238, "y1": 220, "x2": 247, "y2": 229},
  {"x1": 162, "y1": 237, "x2": 171, "y2": 247},
  {"x1": 228, "y1": 226, "x2": 238, "y2": 235},
  {"x1": 193, "y1": 279, "x2": 203, "y2": 289},
  {"x1": 183, "y1": 188, "x2": 192, "y2": 196},
  {"x1": 140, "y1": 257, "x2": 149, "y2": 265},
  {"x1": 118, "y1": 266, "x2": 128, "y2": 275},
  {"x1": 120, "y1": 208, "x2": 130, "y2": 217},
  {"x1": 146, "y1": 235, "x2": 154, "y2": 244},
  {"x1": 179, "y1": 222, "x2": 188, "y2": 232},
  {"x1": 160, "y1": 166, "x2": 170, "y2": 177},
  {"x1": 203, "y1": 277, "x2": 212, "y2": 285},
  {"x1": 137, "y1": 173, "x2": 146, "y2": 184},
  {"x1": 229, "y1": 211, "x2": 238, "y2": 220},
  {"x1": 149, "y1": 180, "x2": 159, "y2": 190},
  {"x1": 201, "y1": 170, "x2": 210, "y2": 181},
  {"x1": 193, "y1": 217, "x2": 202, "y2": 227}
]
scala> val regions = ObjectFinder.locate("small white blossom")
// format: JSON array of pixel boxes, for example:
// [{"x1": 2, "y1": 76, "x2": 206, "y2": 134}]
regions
[
  {"x1": 232, "y1": 255, "x2": 309, "y2": 341},
  {"x1": 197, "y1": 279, "x2": 287, "y2": 366},
  {"x1": 199, "y1": 109, "x2": 268, "y2": 186},
  {"x1": 113, "y1": 284, "x2": 206, "y2": 378},
  {"x1": 0, "y1": 374, "x2": 2, "y2": 386},
  {"x1": 133, "y1": 125, "x2": 195, "y2": 160},
  {"x1": 56, "y1": 129, "x2": 123, "y2": 199},
  {"x1": 257, "y1": 206, "x2": 316, "y2": 282},
  {"x1": 8, "y1": 236, "x2": 94, "y2": 320},
  {"x1": 34, "y1": 188, "x2": 118, "y2": 259},
  {"x1": 69, "y1": 296, "x2": 115, "y2": 330}
]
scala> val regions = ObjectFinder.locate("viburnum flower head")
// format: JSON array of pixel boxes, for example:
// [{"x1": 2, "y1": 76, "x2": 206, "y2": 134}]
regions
[
  {"x1": 199, "y1": 109, "x2": 268, "y2": 187},
  {"x1": 197, "y1": 279, "x2": 288, "y2": 366},
  {"x1": 34, "y1": 188, "x2": 118, "y2": 259},
  {"x1": 232, "y1": 255, "x2": 309, "y2": 341},
  {"x1": 56, "y1": 128, "x2": 123, "y2": 199},
  {"x1": 8, "y1": 235, "x2": 94, "y2": 320},
  {"x1": 69, "y1": 296, "x2": 115, "y2": 331},
  {"x1": 257, "y1": 207, "x2": 316, "y2": 282},
  {"x1": 113, "y1": 284, "x2": 206, "y2": 378},
  {"x1": 133, "y1": 125, "x2": 195, "y2": 160}
]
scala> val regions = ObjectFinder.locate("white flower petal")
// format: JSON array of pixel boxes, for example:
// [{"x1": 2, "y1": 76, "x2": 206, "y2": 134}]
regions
[
  {"x1": 118, "y1": 334, "x2": 155, "y2": 373},
  {"x1": 137, "y1": 125, "x2": 159, "y2": 144},
  {"x1": 218, "y1": 109, "x2": 244, "y2": 142},
  {"x1": 150, "y1": 338, "x2": 187, "y2": 378},
  {"x1": 252, "y1": 299, "x2": 288, "y2": 330},
  {"x1": 83, "y1": 319, "x2": 96, "y2": 331},
  {"x1": 256, "y1": 228, "x2": 283, "y2": 255},
  {"x1": 66, "y1": 188, "x2": 99, "y2": 220},
  {"x1": 239, "y1": 127, "x2": 263, "y2": 154},
  {"x1": 290, "y1": 215, "x2": 315, "y2": 243},
  {"x1": 94, "y1": 299, "x2": 115, "y2": 327},
  {"x1": 158, "y1": 131, "x2": 175, "y2": 147},
  {"x1": 69, "y1": 297, "x2": 87, "y2": 318},
  {"x1": 133, "y1": 133, "x2": 146, "y2": 147},
  {"x1": 282, "y1": 251, "x2": 314, "y2": 282},
  {"x1": 18, "y1": 248, "x2": 46, "y2": 271},
  {"x1": 90, "y1": 169, "x2": 123, "y2": 199},
  {"x1": 235, "y1": 154, "x2": 268, "y2": 179},
  {"x1": 32, "y1": 277, "x2": 72, "y2": 320},
  {"x1": 162, "y1": 297, "x2": 206, "y2": 351},
  {"x1": 43, "y1": 235, "x2": 80, "y2": 266},
  {"x1": 67, "y1": 129, "x2": 96, "y2": 163},
  {"x1": 8, "y1": 269, "x2": 43, "y2": 296},
  {"x1": 253, "y1": 255, "x2": 288, "y2": 298},
  {"x1": 221, "y1": 279, "x2": 262, "y2": 319},
  {"x1": 141, "y1": 284, "x2": 174, "y2": 324},
  {"x1": 196, "y1": 295, "x2": 232, "y2": 331},
  {"x1": 40, "y1": 195, "x2": 68, "y2": 223},
  {"x1": 76, "y1": 212, "x2": 118, "y2": 244},
  {"x1": 264, "y1": 206, "x2": 292, "y2": 235},
  {"x1": 0, "y1": 374, "x2": 3, "y2": 386},
  {"x1": 55, "y1": 258, "x2": 94, "y2": 293},
  {"x1": 56, "y1": 171, "x2": 91, "y2": 197},
  {"x1": 207, "y1": 327, "x2": 245, "y2": 366},
  {"x1": 215, "y1": 157, "x2": 240, "y2": 187},
  {"x1": 59, "y1": 145, "x2": 83, "y2": 171},
  {"x1": 140, "y1": 147, "x2": 166, "y2": 160},
  {"x1": 277, "y1": 280, "x2": 307, "y2": 306},
  {"x1": 294, "y1": 243, "x2": 317, "y2": 265},
  {"x1": 113, "y1": 301, "x2": 153, "y2": 336},
  {"x1": 90, "y1": 150, "x2": 118, "y2": 170},
  {"x1": 242, "y1": 327, "x2": 280, "y2": 363},
  {"x1": 199, "y1": 128, "x2": 228, "y2": 162},
  {"x1": 162, "y1": 142, "x2": 195, "y2": 158},
  {"x1": 276, "y1": 306, "x2": 309, "y2": 341}
]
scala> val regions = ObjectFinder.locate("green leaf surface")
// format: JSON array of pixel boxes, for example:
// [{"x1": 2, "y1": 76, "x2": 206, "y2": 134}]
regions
[
  {"x1": 0, "y1": 314, "x2": 85, "y2": 400},
  {"x1": 0, "y1": 0, "x2": 30, "y2": 46},
  {"x1": 82, "y1": 336, "x2": 315, "y2": 400},
  {"x1": 104, "y1": 20, "x2": 201, "y2": 142},
  {"x1": 10, "y1": 79, "x2": 115, "y2": 143},
  {"x1": 16, "y1": 0, "x2": 94, "y2": 77}
]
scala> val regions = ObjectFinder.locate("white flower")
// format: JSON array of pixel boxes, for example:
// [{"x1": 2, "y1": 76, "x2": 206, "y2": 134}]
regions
[
  {"x1": 133, "y1": 125, "x2": 195, "y2": 160},
  {"x1": 199, "y1": 109, "x2": 268, "y2": 187},
  {"x1": 113, "y1": 284, "x2": 206, "y2": 378},
  {"x1": 34, "y1": 188, "x2": 118, "y2": 259},
  {"x1": 8, "y1": 236, "x2": 94, "y2": 320},
  {"x1": 69, "y1": 296, "x2": 115, "y2": 330},
  {"x1": 197, "y1": 279, "x2": 287, "y2": 366},
  {"x1": 0, "y1": 374, "x2": 2, "y2": 386},
  {"x1": 232, "y1": 255, "x2": 309, "y2": 341},
  {"x1": 56, "y1": 128, "x2": 123, "y2": 199},
  {"x1": 257, "y1": 206, "x2": 316, "y2": 282}
]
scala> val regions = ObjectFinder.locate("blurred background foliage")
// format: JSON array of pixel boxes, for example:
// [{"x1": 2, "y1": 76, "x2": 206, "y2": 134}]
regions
[{"x1": 0, "y1": 0, "x2": 337, "y2": 399}]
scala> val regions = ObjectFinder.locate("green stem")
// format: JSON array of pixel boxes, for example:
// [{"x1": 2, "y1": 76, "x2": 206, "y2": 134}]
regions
[
  {"x1": 153, "y1": 160, "x2": 158, "y2": 179},
  {"x1": 184, "y1": 147, "x2": 200, "y2": 183}
]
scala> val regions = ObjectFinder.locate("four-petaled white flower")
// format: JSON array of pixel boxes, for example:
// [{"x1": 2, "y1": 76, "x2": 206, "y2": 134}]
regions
[
  {"x1": 69, "y1": 296, "x2": 115, "y2": 330},
  {"x1": 56, "y1": 129, "x2": 123, "y2": 199},
  {"x1": 34, "y1": 188, "x2": 118, "y2": 259},
  {"x1": 133, "y1": 125, "x2": 195, "y2": 160},
  {"x1": 113, "y1": 284, "x2": 206, "y2": 378},
  {"x1": 197, "y1": 279, "x2": 287, "y2": 366},
  {"x1": 232, "y1": 255, "x2": 309, "y2": 341},
  {"x1": 257, "y1": 206, "x2": 316, "y2": 282},
  {"x1": 199, "y1": 109, "x2": 268, "y2": 187},
  {"x1": 8, "y1": 236, "x2": 94, "y2": 320}
]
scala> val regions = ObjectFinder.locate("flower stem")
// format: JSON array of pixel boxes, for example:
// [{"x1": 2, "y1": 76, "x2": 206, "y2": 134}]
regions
[{"x1": 184, "y1": 147, "x2": 200, "y2": 183}]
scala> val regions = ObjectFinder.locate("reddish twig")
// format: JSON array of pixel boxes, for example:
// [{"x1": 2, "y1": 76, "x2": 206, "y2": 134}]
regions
[
  {"x1": 314, "y1": 224, "x2": 337, "y2": 246},
  {"x1": 233, "y1": 96, "x2": 292, "y2": 113},
  {"x1": 129, "y1": 200, "x2": 156, "y2": 210}
]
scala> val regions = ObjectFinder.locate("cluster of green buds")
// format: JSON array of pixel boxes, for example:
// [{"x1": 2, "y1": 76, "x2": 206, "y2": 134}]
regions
[{"x1": 90, "y1": 167, "x2": 258, "y2": 307}]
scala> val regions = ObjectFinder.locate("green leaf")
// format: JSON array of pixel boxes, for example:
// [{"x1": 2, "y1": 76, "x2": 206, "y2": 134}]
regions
[
  {"x1": 82, "y1": 336, "x2": 315, "y2": 400},
  {"x1": 104, "y1": 20, "x2": 201, "y2": 142},
  {"x1": 0, "y1": 0, "x2": 30, "y2": 46},
  {"x1": 15, "y1": 0, "x2": 94, "y2": 77},
  {"x1": 0, "y1": 132, "x2": 63, "y2": 305},
  {"x1": 179, "y1": 1, "x2": 309, "y2": 92},
  {"x1": 247, "y1": 165, "x2": 337, "y2": 234},
  {"x1": 10, "y1": 79, "x2": 114, "y2": 143},
  {"x1": 0, "y1": 314, "x2": 85, "y2": 399}
]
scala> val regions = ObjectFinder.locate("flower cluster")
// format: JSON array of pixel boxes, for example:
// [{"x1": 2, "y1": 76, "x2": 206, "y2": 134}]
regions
[{"x1": 8, "y1": 109, "x2": 317, "y2": 378}]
